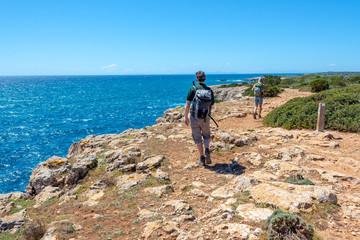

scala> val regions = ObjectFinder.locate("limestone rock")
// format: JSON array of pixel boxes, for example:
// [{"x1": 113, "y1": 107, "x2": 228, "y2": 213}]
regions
[
  {"x1": 214, "y1": 223, "x2": 261, "y2": 240},
  {"x1": 236, "y1": 204, "x2": 273, "y2": 222},
  {"x1": 306, "y1": 154, "x2": 326, "y2": 161},
  {"x1": 116, "y1": 173, "x2": 149, "y2": 190},
  {"x1": 26, "y1": 156, "x2": 71, "y2": 196},
  {"x1": 211, "y1": 176, "x2": 258, "y2": 198},
  {"x1": 138, "y1": 209, "x2": 158, "y2": 220},
  {"x1": 141, "y1": 220, "x2": 162, "y2": 239},
  {"x1": 159, "y1": 200, "x2": 192, "y2": 216},
  {"x1": 66, "y1": 155, "x2": 98, "y2": 185},
  {"x1": 0, "y1": 209, "x2": 26, "y2": 231},
  {"x1": 144, "y1": 185, "x2": 174, "y2": 197},
  {"x1": 237, "y1": 152, "x2": 263, "y2": 167},
  {"x1": 151, "y1": 169, "x2": 170, "y2": 181},
  {"x1": 34, "y1": 186, "x2": 61, "y2": 204},
  {"x1": 137, "y1": 156, "x2": 164, "y2": 171},
  {"x1": 156, "y1": 106, "x2": 184, "y2": 124},
  {"x1": 200, "y1": 204, "x2": 234, "y2": 222},
  {"x1": 251, "y1": 182, "x2": 337, "y2": 212}
]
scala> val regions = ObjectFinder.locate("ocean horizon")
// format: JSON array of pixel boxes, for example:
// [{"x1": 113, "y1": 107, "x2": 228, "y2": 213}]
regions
[{"x1": 0, "y1": 73, "x2": 300, "y2": 194}]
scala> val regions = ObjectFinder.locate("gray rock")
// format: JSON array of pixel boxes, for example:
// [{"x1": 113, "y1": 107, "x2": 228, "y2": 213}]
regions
[
  {"x1": 0, "y1": 209, "x2": 26, "y2": 231},
  {"x1": 137, "y1": 156, "x2": 164, "y2": 171},
  {"x1": 66, "y1": 155, "x2": 98, "y2": 185},
  {"x1": 26, "y1": 156, "x2": 71, "y2": 196}
]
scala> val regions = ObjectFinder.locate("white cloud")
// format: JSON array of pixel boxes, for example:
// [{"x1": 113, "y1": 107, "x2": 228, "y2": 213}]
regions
[
  {"x1": 328, "y1": 64, "x2": 336, "y2": 67},
  {"x1": 101, "y1": 64, "x2": 118, "y2": 69}
]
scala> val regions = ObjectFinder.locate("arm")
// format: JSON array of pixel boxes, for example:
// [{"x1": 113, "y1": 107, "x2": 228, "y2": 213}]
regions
[{"x1": 184, "y1": 100, "x2": 191, "y2": 126}]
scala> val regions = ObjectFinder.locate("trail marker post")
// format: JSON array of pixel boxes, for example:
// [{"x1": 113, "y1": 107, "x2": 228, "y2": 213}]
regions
[{"x1": 316, "y1": 103, "x2": 326, "y2": 132}]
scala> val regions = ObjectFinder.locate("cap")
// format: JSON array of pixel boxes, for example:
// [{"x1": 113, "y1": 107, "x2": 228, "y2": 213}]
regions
[{"x1": 196, "y1": 71, "x2": 206, "y2": 81}]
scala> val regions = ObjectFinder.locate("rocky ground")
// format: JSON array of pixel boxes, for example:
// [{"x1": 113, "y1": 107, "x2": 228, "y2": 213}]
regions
[{"x1": 1, "y1": 87, "x2": 359, "y2": 240}]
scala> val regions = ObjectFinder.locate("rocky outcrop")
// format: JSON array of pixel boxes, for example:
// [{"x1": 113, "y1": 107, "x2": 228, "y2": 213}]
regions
[{"x1": 212, "y1": 85, "x2": 246, "y2": 101}]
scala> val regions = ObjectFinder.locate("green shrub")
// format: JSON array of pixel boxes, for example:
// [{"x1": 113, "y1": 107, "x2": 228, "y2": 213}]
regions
[
  {"x1": 243, "y1": 84, "x2": 282, "y2": 98},
  {"x1": 349, "y1": 76, "x2": 360, "y2": 83},
  {"x1": 263, "y1": 86, "x2": 360, "y2": 132},
  {"x1": 218, "y1": 83, "x2": 239, "y2": 88},
  {"x1": 23, "y1": 220, "x2": 46, "y2": 240},
  {"x1": 330, "y1": 76, "x2": 346, "y2": 87},
  {"x1": 263, "y1": 86, "x2": 282, "y2": 97},
  {"x1": 284, "y1": 174, "x2": 314, "y2": 185},
  {"x1": 266, "y1": 209, "x2": 314, "y2": 240},
  {"x1": 264, "y1": 75, "x2": 281, "y2": 86},
  {"x1": 310, "y1": 78, "x2": 330, "y2": 92}
]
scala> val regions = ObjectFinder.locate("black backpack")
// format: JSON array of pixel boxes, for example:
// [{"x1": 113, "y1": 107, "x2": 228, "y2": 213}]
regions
[{"x1": 191, "y1": 84, "x2": 212, "y2": 120}]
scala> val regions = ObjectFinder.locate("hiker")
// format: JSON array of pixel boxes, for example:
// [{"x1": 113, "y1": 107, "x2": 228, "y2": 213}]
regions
[
  {"x1": 184, "y1": 71, "x2": 214, "y2": 166},
  {"x1": 252, "y1": 76, "x2": 267, "y2": 119}
]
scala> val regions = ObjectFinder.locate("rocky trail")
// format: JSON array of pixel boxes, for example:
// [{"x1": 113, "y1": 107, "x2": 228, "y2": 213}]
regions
[{"x1": 1, "y1": 87, "x2": 359, "y2": 240}]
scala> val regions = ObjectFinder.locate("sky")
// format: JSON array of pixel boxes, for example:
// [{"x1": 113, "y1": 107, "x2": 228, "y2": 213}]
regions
[{"x1": 0, "y1": 0, "x2": 359, "y2": 75}]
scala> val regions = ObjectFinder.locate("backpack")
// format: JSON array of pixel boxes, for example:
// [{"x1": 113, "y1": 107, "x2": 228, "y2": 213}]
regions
[
  {"x1": 191, "y1": 84, "x2": 212, "y2": 120},
  {"x1": 254, "y1": 83, "x2": 263, "y2": 97}
]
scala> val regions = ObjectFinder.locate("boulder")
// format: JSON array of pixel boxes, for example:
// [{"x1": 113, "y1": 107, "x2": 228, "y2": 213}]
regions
[
  {"x1": 116, "y1": 173, "x2": 149, "y2": 190},
  {"x1": 211, "y1": 176, "x2": 258, "y2": 198},
  {"x1": 251, "y1": 182, "x2": 337, "y2": 212},
  {"x1": 144, "y1": 185, "x2": 174, "y2": 197},
  {"x1": 26, "y1": 156, "x2": 71, "y2": 196},
  {"x1": 65, "y1": 155, "x2": 98, "y2": 185},
  {"x1": 34, "y1": 186, "x2": 61, "y2": 204},
  {"x1": 236, "y1": 204, "x2": 273, "y2": 222},
  {"x1": 0, "y1": 209, "x2": 26, "y2": 231},
  {"x1": 137, "y1": 156, "x2": 164, "y2": 171}
]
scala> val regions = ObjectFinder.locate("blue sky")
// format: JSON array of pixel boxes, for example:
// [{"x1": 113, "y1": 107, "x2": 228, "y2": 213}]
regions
[{"x1": 0, "y1": 0, "x2": 359, "y2": 75}]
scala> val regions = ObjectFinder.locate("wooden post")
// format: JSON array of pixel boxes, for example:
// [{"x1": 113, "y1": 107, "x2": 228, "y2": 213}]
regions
[{"x1": 316, "y1": 103, "x2": 326, "y2": 132}]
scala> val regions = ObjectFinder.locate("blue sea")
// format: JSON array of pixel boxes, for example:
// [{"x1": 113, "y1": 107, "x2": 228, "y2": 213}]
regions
[{"x1": 0, "y1": 74, "x2": 293, "y2": 194}]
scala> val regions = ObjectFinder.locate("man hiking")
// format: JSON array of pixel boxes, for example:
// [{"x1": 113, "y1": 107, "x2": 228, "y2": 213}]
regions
[
  {"x1": 184, "y1": 71, "x2": 214, "y2": 166},
  {"x1": 252, "y1": 76, "x2": 267, "y2": 119}
]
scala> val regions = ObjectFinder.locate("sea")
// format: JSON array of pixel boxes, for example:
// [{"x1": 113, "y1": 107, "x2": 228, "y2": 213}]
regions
[{"x1": 0, "y1": 74, "x2": 293, "y2": 194}]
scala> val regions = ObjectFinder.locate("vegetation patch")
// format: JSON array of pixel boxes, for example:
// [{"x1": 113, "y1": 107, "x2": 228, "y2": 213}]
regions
[
  {"x1": 263, "y1": 86, "x2": 360, "y2": 132},
  {"x1": 266, "y1": 209, "x2": 314, "y2": 240},
  {"x1": 284, "y1": 174, "x2": 314, "y2": 185},
  {"x1": 218, "y1": 83, "x2": 240, "y2": 88},
  {"x1": 243, "y1": 75, "x2": 283, "y2": 97},
  {"x1": 8, "y1": 198, "x2": 34, "y2": 214},
  {"x1": 23, "y1": 220, "x2": 47, "y2": 240}
]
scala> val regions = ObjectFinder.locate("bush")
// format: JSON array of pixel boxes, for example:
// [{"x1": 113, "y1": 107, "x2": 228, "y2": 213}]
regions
[
  {"x1": 330, "y1": 76, "x2": 346, "y2": 87},
  {"x1": 284, "y1": 174, "x2": 314, "y2": 185},
  {"x1": 218, "y1": 83, "x2": 239, "y2": 88},
  {"x1": 263, "y1": 86, "x2": 360, "y2": 132},
  {"x1": 243, "y1": 84, "x2": 282, "y2": 98},
  {"x1": 266, "y1": 209, "x2": 314, "y2": 240},
  {"x1": 264, "y1": 75, "x2": 281, "y2": 86},
  {"x1": 263, "y1": 86, "x2": 282, "y2": 97},
  {"x1": 310, "y1": 78, "x2": 329, "y2": 92},
  {"x1": 23, "y1": 220, "x2": 46, "y2": 240},
  {"x1": 349, "y1": 76, "x2": 360, "y2": 83}
]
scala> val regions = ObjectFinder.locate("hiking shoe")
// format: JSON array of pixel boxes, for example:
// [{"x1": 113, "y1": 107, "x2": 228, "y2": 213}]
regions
[
  {"x1": 198, "y1": 156, "x2": 206, "y2": 166},
  {"x1": 259, "y1": 115, "x2": 262, "y2": 118},
  {"x1": 253, "y1": 113, "x2": 256, "y2": 119},
  {"x1": 205, "y1": 148, "x2": 212, "y2": 164}
]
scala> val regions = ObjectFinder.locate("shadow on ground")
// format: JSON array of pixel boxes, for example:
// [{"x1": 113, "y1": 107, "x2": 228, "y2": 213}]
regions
[{"x1": 205, "y1": 160, "x2": 246, "y2": 175}]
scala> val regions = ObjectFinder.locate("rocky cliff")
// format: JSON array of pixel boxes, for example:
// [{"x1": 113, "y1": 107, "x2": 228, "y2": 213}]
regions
[{"x1": 1, "y1": 88, "x2": 359, "y2": 240}]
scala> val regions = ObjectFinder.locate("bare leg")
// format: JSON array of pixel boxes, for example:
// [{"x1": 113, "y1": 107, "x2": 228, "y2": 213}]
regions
[
  {"x1": 196, "y1": 142, "x2": 204, "y2": 157},
  {"x1": 259, "y1": 104, "x2": 263, "y2": 117},
  {"x1": 254, "y1": 105, "x2": 258, "y2": 115},
  {"x1": 204, "y1": 138, "x2": 210, "y2": 149}
]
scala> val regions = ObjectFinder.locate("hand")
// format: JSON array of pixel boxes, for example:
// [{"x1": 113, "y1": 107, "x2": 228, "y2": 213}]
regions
[{"x1": 185, "y1": 117, "x2": 189, "y2": 126}]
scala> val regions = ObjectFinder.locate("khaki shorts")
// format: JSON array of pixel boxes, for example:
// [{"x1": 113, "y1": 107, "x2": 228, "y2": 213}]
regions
[{"x1": 190, "y1": 116, "x2": 210, "y2": 144}]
